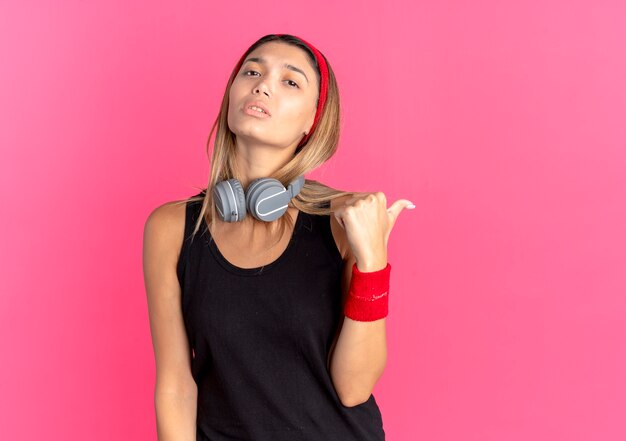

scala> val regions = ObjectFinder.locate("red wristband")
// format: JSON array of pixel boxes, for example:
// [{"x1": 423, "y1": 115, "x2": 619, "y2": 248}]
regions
[{"x1": 343, "y1": 262, "x2": 391, "y2": 322}]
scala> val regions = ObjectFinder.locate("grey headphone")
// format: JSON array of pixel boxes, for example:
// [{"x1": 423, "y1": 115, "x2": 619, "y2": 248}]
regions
[{"x1": 212, "y1": 175, "x2": 305, "y2": 222}]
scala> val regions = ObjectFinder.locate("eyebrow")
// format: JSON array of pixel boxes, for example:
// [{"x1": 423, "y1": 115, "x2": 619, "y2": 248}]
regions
[{"x1": 243, "y1": 56, "x2": 309, "y2": 84}]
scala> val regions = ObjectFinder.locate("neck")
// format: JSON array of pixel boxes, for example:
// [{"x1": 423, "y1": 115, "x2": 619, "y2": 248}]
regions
[{"x1": 232, "y1": 138, "x2": 298, "y2": 189}]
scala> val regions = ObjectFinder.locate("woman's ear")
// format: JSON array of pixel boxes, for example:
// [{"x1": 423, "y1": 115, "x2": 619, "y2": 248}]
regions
[{"x1": 303, "y1": 111, "x2": 315, "y2": 136}]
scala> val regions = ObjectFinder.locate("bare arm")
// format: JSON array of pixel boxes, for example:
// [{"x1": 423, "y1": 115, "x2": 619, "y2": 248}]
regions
[
  {"x1": 143, "y1": 202, "x2": 198, "y2": 441},
  {"x1": 328, "y1": 252, "x2": 388, "y2": 407}
]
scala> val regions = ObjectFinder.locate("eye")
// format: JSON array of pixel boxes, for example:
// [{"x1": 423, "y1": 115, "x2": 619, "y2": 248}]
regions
[{"x1": 242, "y1": 70, "x2": 299, "y2": 89}]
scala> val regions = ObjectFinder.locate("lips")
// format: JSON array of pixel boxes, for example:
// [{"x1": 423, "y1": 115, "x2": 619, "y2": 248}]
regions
[{"x1": 244, "y1": 100, "x2": 271, "y2": 116}]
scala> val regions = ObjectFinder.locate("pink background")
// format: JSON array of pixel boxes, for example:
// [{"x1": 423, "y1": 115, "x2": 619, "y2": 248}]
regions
[{"x1": 1, "y1": 1, "x2": 625, "y2": 440}]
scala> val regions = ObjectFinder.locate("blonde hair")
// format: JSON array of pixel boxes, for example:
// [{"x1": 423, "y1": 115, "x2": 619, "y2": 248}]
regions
[{"x1": 174, "y1": 34, "x2": 358, "y2": 243}]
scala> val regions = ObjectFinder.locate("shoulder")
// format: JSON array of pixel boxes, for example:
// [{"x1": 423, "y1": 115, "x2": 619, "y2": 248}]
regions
[
  {"x1": 329, "y1": 194, "x2": 355, "y2": 261},
  {"x1": 143, "y1": 198, "x2": 188, "y2": 265}
]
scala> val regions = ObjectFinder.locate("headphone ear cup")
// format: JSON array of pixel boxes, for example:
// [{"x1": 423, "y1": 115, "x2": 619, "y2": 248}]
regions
[
  {"x1": 212, "y1": 178, "x2": 247, "y2": 222},
  {"x1": 246, "y1": 178, "x2": 289, "y2": 222}
]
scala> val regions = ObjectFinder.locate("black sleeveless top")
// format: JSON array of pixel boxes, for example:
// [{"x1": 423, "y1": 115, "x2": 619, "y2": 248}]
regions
[{"x1": 176, "y1": 192, "x2": 386, "y2": 441}]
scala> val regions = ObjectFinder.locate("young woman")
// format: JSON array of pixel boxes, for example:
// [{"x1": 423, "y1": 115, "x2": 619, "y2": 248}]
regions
[{"x1": 143, "y1": 33, "x2": 414, "y2": 441}]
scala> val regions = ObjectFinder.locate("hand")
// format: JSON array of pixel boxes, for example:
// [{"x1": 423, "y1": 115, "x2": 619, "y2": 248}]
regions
[{"x1": 333, "y1": 192, "x2": 414, "y2": 271}]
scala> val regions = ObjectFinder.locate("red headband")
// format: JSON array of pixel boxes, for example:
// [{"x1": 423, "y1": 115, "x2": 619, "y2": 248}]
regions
[{"x1": 232, "y1": 34, "x2": 329, "y2": 147}]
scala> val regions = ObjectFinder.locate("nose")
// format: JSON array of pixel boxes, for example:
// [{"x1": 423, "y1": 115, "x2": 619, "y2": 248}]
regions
[
  {"x1": 254, "y1": 86, "x2": 270, "y2": 97},
  {"x1": 253, "y1": 78, "x2": 271, "y2": 97}
]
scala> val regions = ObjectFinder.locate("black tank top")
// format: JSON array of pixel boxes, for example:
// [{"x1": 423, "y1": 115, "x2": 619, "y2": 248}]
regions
[{"x1": 176, "y1": 191, "x2": 386, "y2": 441}]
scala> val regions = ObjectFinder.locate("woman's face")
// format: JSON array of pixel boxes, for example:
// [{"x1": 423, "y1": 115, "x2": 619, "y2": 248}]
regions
[{"x1": 227, "y1": 41, "x2": 319, "y2": 149}]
